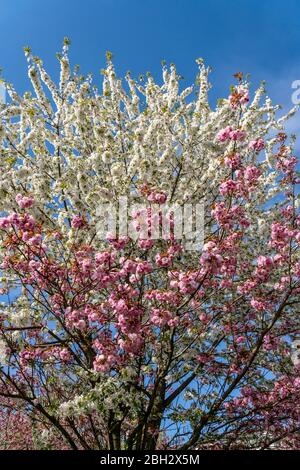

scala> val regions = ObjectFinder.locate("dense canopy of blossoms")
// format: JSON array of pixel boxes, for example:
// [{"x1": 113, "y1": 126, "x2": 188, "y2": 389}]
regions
[{"x1": 0, "y1": 40, "x2": 300, "y2": 449}]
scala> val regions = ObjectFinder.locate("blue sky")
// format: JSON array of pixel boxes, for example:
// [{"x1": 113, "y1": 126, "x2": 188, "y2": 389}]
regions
[{"x1": 0, "y1": 0, "x2": 299, "y2": 127}]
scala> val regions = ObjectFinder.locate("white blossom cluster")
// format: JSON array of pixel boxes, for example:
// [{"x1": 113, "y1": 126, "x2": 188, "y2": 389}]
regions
[
  {"x1": 0, "y1": 43, "x2": 297, "y2": 249},
  {"x1": 59, "y1": 376, "x2": 143, "y2": 420},
  {"x1": 0, "y1": 339, "x2": 7, "y2": 365}
]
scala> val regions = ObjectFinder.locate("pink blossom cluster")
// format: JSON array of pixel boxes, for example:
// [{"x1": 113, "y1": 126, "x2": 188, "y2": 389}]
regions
[
  {"x1": 270, "y1": 222, "x2": 293, "y2": 249},
  {"x1": 254, "y1": 255, "x2": 274, "y2": 281},
  {"x1": 219, "y1": 166, "x2": 261, "y2": 197},
  {"x1": 219, "y1": 179, "x2": 240, "y2": 196},
  {"x1": 276, "y1": 156, "x2": 297, "y2": 175},
  {"x1": 243, "y1": 165, "x2": 261, "y2": 184},
  {"x1": 145, "y1": 289, "x2": 180, "y2": 306},
  {"x1": 150, "y1": 307, "x2": 179, "y2": 327},
  {"x1": 200, "y1": 241, "x2": 223, "y2": 273},
  {"x1": 93, "y1": 334, "x2": 121, "y2": 372},
  {"x1": 228, "y1": 85, "x2": 249, "y2": 108},
  {"x1": 249, "y1": 138, "x2": 265, "y2": 152},
  {"x1": 147, "y1": 191, "x2": 167, "y2": 204},
  {"x1": 15, "y1": 193, "x2": 35, "y2": 209},
  {"x1": 138, "y1": 239, "x2": 154, "y2": 250},
  {"x1": 217, "y1": 126, "x2": 246, "y2": 142},
  {"x1": 224, "y1": 376, "x2": 300, "y2": 427},
  {"x1": 237, "y1": 279, "x2": 258, "y2": 295},
  {"x1": 106, "y1": 234, "x2": 131, "y2": 250},
  {"x1": 71, "y1": 215, "x2": 87, "y2": 229},
  {"x1": 119, "y1": 257, "x2": 153, "y2": 279},
  {"x1": 19, "y1": 346, "x2": 72, "y2": 367},
  {"x1": 155, "y1": 244, "x2": 182, "y2": 268},
  {"x1": 196, "y1": 353, "x2": 212, "y2": 364},
  {"x1": 0, "y1": 212, "x2": 35, "y2": 231},
  {"x1": 212, "y1": 202, "x2": 249, "y2": 229},
  {"x1": 250, "y1": 297, "x2": 269, "y2": 312},
  {"x1": 168, "y1": 270, "x2": 204, "y2": 295},
  {"x1": 131, "y1": 206, "x2": 176, "y2": 242},
  {"x1": 224, "y1": 153, "x2": 241, "y2": 170}
]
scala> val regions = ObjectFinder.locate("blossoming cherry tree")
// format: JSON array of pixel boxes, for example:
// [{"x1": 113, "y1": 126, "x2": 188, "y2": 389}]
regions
[{"x1": 0, "y1": 41, "x2": 300, "y2": 449}]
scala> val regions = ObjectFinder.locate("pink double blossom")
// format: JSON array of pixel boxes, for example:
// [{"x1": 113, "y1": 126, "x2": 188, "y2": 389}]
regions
[
  {"x1": 249, "y1": 138, "x2": 265, "y2": 152},
  {"x1": 15, "y1": 193, "x2": 35, "y2": 209}
]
